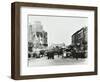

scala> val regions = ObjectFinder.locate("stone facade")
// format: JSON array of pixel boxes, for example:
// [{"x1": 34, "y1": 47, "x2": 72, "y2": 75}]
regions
[{"x1": 28, "y1": 21, "x2": 48, "y2": 49}]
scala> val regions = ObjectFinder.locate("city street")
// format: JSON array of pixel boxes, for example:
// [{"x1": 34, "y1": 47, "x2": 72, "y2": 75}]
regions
[{"x1": 28, "y1": 55, "x2": 87, "y2": 67}]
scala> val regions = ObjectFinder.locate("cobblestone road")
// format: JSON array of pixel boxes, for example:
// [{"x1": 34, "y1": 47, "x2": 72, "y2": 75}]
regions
[{"x1": 28, "y1": 55, "x2": 87, "y2": 67}]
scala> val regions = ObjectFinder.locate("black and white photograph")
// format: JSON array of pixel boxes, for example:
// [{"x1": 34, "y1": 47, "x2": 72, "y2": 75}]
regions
[
  {"x1": 11, "y1": 2, "x2": 97, "y2": 79},
  {"x1": 28, "y1": 15, "x2": 88, "y2": 67}
]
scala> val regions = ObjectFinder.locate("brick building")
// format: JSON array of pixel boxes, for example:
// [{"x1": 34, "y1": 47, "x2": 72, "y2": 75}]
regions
[{"x1": 72, "y1": 27, "x2": 87, "y2": 52}]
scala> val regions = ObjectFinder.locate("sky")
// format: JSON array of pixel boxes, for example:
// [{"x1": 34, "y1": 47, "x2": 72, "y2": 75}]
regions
[{"x1": 28, "y1": 15, "x2": 88, "y2": 46}]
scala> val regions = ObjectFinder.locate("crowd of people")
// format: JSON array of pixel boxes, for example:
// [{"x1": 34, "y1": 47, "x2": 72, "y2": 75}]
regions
[{"x1": 28, "y1": 44, "x2": 87, "y2": 60}]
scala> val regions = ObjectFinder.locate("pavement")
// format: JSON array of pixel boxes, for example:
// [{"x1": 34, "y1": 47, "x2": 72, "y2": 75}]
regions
[{"x1": 28, "y1": 55, "x2": 87, "y2": 67}]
